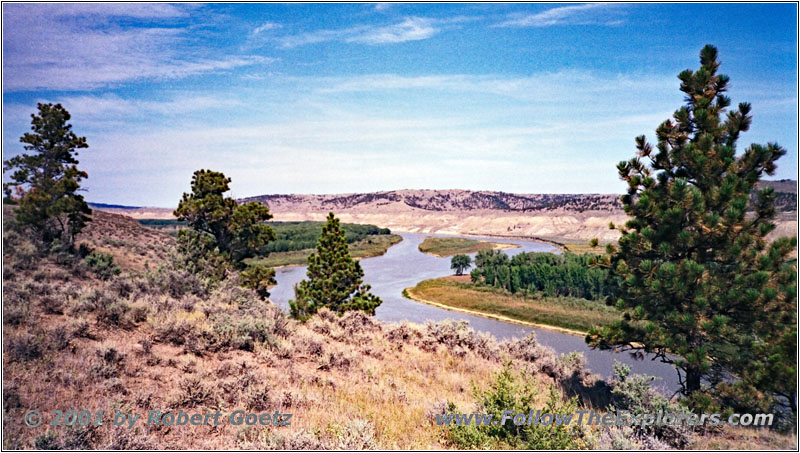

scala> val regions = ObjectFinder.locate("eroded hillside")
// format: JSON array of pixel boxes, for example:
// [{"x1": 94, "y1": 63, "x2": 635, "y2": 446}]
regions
[{"x1": 91, "y1": 182, "x2": 797, "y2": 245}]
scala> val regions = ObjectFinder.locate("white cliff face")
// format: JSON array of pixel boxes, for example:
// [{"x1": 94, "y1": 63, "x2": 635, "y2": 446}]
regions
[{"x1": 90, "y1": 186, "x2": 797, "y2": 246}]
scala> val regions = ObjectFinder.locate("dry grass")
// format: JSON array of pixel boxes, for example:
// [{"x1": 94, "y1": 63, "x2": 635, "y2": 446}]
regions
[
  {"x1": 77, "y1": 210, "x2": 175, "y2": 272},
  {"x1": 2, "y1": 274, "x2": 511, "y2": 448},
  {"x1": 563, "y1": 243, "x2": 607, "y2": 254},
  {"x1": 690, "y1": 425, "x2": 797, "y2": 450}
]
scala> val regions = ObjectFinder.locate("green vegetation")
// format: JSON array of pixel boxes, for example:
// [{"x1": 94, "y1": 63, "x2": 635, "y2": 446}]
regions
[
  {"x1": 471, "y1": 249, "x2": 617, "y2": 300},
  {"x1": 84, "y1": 251, "x2": 121, "y2": 280},
  {"x1": 262, "y1": 221, "x2": 391, "y2": 253},
  {"x1": 248, "y1": 233, "x2": 402, "y2": 268},
  {"x1": 137, "y1": 219, "x2": 186, "y2": 236},
  {"x1": 445, "y1": 362, "x2": 586, "y2": 449},
  {"x1": 290, "y1": 212, "x2": 382, "y2": 321},
  {"x1": 243, "y1": 220, "x2": 400, "y2": 267},
  {"x1": 564, "y1": 239, "x2": 606, "y2": 254},
  {"x1": 587, "y1": 45, "x2": 797, "y2": 417},
  {"x1": 3, "y1": 103, "x2": 91, "y2": 248},
  {"x1": 450, "y1": 254, "x2": 472, "y2": 275},
  {"x1": 408, "y1": 277, "x2": 621, "y2": 332},
  {"x1": 173, "y1": 170, "x2": 276, "y2": 297},
  {"x1": 418, "y1": 237, "x2": 517, "y2": 257},
  {"x1": 175, "y1": 170, "x2": 275, "y2": 266}
]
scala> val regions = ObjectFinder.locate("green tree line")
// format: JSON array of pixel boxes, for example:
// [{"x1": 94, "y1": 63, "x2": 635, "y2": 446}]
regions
[
  {"x1": 470, "y1": 249, "x2": 618, "y2": 300},
  {"x1": 261, "y1": 221, "x2": 390, "y2": 254}
]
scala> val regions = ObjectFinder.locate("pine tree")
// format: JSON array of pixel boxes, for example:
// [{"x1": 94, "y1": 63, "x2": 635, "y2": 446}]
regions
[
  {"x1": 586, "y1": 45, "x2": 796, "y2": 413},
  {"x1": 174, "y1": 170, "x2": 276, "y2": 296},
  {"x1": 3, "y1": 103, "x2": 91, "y2": 247},
  {"x1": 289, "y1": 212, "x2": 382, "y2": 320},
  {"x1": 174, "y1": 169, "x2": 275, "y2": 267}
]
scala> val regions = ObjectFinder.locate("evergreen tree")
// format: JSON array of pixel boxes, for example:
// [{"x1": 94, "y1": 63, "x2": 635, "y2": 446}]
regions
[
  {"x1": 3, "y1": 103, "x2": 91, "y2": 247},
  {"x1": 290, "y1": 212, "x2": 382, "y2": 320},
  {"x1": 451, "y1": 254, "x2": 472, "y2": 275},
  {"x1": 586, "y1": 46, "x2": 796, "y2": 414},
  {"x1": 174, "y1": 169, "x2": 275, "y2": 267},
  {"x1": 174, "y1": 170, "x2": 276, "y2": 296}
]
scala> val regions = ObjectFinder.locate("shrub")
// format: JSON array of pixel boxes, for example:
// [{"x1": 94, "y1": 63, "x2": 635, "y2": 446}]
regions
[
  {"x1": 3, "y1": 296, "x2": 29, "y2": 326},
  {"x1": 244, "y1": 385, "x2": 273, "y2": 411},
  {"x1": 293, "y1": 332, "x2": 324, "y2": 357},
  {"x1": 317, "y1": 349, "x2": 354, "y2": 372},
  {"x1": 33, "y1": 432, "x2": 61, "y2": 450},
  {"x1": 445, "y1": 362, "x2": 588, "y2": 450},
  {"x1": 338, "y1": 309, "x2": 380, "y2": 336},
  {"x1": 145, "y1": 257, "x2": 207, "y2": 298},
  {"x1": 48, "y1": 325, "x2": 73, "y2": 351},
  {"x1": 4, "y1": 229, "x2": 39, "y2": 270},
  {"x1": 268, "y1": 305, "x2": 293, "y2": 339},
  {"x1": 89, "y1": 344, "x2": 125, "y2": 379},
  {"x1": 168, "y1": 376, "x2": 218, "y2": 408},
  {"x1": 597, "y1": 425, "x2": 670, "y2": 450},
  {"x1": 152, "y1": 315, "x2": 205, "y2": 348},
  {"x1": 85, "y1": 251, "x2": 121, "y2": 280},
  {"x1": 421, "y1": 320, "x2": 500, "y2": 360},
  {"x1": 326, "y1": 419, "x2": 378, "y2": 450},
  {"x1": 69, "y1": 318, "x2": 91, "y2": 339},
  {"x1": 39, "y1": 294, "x2": 64, "y2": 315},
  {"x1": 108, "y1": 277, "x2": 134, "y2": 299},
  {"x1": 6, "y1": 333, "x2": 43, "y2": 361},
  {"x1": 385, "y1": 322, "x2": 422, "y2": 347},
  {"x1": 104, "y1": 426, "x2": 157, "y2": 450},
  {"x1": 609, "y1": 361, "x2": 692, "y2": 448},
  {"x1": 3, "y1": 386, "x2": 21, "y2": 412},
  {"x1": 96, "y1": 300, "x2": 129, "y2": 327},
  {"x1": 69, "y1": 287, "x2": 113, "y2": 315},
  {"x1": 257, "y1": 430, "x2": 326, "y2": 450}
]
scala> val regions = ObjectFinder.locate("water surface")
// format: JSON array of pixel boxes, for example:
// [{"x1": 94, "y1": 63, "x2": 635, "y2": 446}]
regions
[{"x1": 270, "y1": 233, "x2": 678, "y2": 393}]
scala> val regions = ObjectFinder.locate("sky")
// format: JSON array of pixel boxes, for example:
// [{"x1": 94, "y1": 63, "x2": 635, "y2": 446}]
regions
[{"x1": 2, "y1": 3, "x2": 797, "y2": 207}]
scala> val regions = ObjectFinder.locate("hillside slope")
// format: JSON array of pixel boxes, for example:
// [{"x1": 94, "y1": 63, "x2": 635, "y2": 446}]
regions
[
  {"x1": 89, "y1": 181, "x2": 797, "y2": 244},
  {"x1": 4, "y1": 207, "x2": 795, "y2": 449}
]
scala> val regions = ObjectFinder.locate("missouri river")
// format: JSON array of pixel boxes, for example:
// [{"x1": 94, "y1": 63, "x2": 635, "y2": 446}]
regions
[{"x1": 269, "y1": 233, "x2": 678, "y2": 393}]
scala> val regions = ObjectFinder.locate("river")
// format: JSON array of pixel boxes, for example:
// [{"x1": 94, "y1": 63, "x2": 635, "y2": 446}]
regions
[{"x1": 269, "y1": 232, "x2": 678, "y2": 394}]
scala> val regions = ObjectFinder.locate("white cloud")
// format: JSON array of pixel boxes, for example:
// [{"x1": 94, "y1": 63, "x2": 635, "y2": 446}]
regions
[
  {"x1": 20, "y1": 3, "x2": 192, "y2": 19},
  {"x1": 253, "y1": 21, "x2": 281, "y2": 35},
  {"x1": 497, "y1": 3, "x2": 623, "y2": 27},
  {"x1": 312, "y1": 72, "x2": 678, "y2": 105},
  {"x1": 347, "y1": 17, "x2": 437, "y2": 44},
  {"x1": 2, "y1": 4, "x2": 269, "y2": 91},
  {"x1": 4, "y1": 65, "x2": 793, "y2": 206},
  {"x1": 277, "y1": 16, "x2": 454, "y2": 48}
]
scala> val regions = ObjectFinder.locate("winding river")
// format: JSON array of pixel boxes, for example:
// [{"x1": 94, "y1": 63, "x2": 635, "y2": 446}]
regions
[{"x1": 270, "y1": 232, "x2": 678, "y2": 393}]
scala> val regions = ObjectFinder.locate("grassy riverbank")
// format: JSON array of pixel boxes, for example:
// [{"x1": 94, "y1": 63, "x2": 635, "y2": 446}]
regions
[
  {"x1": 247, "y1": 233, "x2": 402, "y2": 267},
  {"x1": 417, "y1": 237, "x2": 519, "y2": 257},
  {"x1": 563, "y1": 243, "x2": 608, "y2": 254},
  {"x1": 405, "y1": 276, "x2": 621, "y2": 333}
]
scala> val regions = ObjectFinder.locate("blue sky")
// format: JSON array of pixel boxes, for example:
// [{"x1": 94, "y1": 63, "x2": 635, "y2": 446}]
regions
[{"x1": 2, "y1": 3, "x2": 797, "y2": 207}]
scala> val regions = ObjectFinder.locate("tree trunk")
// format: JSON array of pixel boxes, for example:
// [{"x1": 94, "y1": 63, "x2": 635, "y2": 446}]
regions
[{"x1": 685, "y1": 368, "x2": 702, "y2": 395}]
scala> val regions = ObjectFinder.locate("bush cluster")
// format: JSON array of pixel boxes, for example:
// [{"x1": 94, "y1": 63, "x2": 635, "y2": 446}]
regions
[{"x1": 444, "y1": 362, "x2": 590, "y2": 449}]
